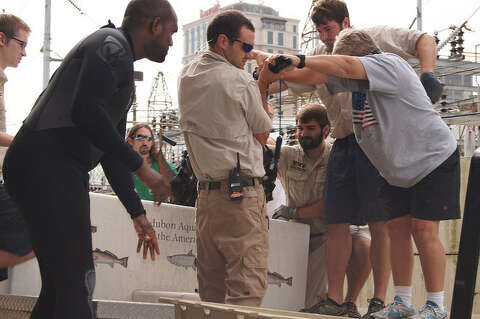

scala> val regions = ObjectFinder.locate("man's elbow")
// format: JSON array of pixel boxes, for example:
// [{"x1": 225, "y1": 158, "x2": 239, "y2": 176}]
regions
[{"x1": 416, "y1": 34, "x2": 437, "y2": 51}]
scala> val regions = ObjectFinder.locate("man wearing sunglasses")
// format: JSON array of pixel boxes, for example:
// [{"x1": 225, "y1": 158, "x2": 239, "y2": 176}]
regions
[
  {"x1": 126, "y1": 124, "x2": 177, "y2": 201},
  {"x1": 2, "y1": 1, "x2": 176, "y2": 318},
  {"x1": 0, "y1": 13, "x2": 35, "y2": 282},
  {"x1": 178, "y1": 10, "x2": 272, "y2": 307}
]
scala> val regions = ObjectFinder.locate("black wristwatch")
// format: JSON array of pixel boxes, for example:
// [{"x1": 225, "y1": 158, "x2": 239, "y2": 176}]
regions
[{"x1": 296, "y1": 54, "x2": 306, "y2": 69}]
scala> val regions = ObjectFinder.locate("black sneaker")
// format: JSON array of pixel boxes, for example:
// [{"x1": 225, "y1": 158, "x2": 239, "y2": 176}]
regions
[
  {"x1": 299, "y1": 301, "x2": 321, "y2": 313},
  {"x1": 344, "y1": 301, "x2": 361, "y2": 318},
  {"x1": 316, "y1": 297, "x2": 348, "y2": 316},
  {"x1": 362, "y1": 297, "x2": 386, "y2": 319}
]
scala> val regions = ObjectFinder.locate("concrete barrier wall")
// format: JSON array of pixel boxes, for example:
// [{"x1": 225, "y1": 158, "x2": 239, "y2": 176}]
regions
[
  {"x1": 7, "y1": 194, "x2": 310, "y2": 311},
  {"x1": 3, "y1": 156, "x2": 479, "y2": 313}
]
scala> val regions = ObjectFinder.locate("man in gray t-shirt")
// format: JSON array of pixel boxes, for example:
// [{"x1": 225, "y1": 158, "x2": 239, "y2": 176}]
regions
[
  {"x1": 253, "y1": 1, "x2": 443, "y2": 317},
  {"x1": 259, "y1": 28, "x2": 460, "y2": 319},
  {"x1": 326, "y1": 53, "x2": 457, "y2": 188}
]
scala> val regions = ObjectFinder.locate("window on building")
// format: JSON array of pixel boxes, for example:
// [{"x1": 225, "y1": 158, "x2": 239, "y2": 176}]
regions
[
  {"x1": 278, "y1": 32, "x2": 284, "y2": 46},
  {"x1": 247, "y1": 63, "x2": 252, "y2": 74},
  {"x1": 196, "y1": 26, "x2": 201, "y2": 50},
  {"x1": 203, "y1": 24, "x2": 207, "y2": 49},
  {"x1": 190, "y1": 28, "x2": 195, "y2": 54},
  {"x1": 274, "y1": 23, "x2": 285, "y2": 31},
  {"x1": 185, "y1": 30, "x2": 189, "y2": 55},
  {"x1": 267, "y1": 31, "x2": 273, "y2": 44},
  {"x1": 293, "y1": 25, "x2": 297, "y2": 33},
  {"x1": 278, "y1": 50, "x2": 284, "y2": 54},
  {"x1": 293, "y1": 35, "x2": 297, "y2": 49},
  {"x1": 263, "y1": 21, "x2": 271, "y2": 29},
  {"x1": 267, "y1": 49, "x2": 273, "y2": 53}
]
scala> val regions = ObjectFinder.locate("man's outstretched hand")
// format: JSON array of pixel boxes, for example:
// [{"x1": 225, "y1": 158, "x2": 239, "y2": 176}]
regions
[{"x1": 133, "y1": 214, "x2": 160, "y2": 260}]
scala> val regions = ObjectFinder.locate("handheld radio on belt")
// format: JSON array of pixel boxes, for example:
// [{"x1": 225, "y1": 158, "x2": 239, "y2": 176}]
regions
[{"x1": 228, "y1": 153, "x2": 244, "y2": 200}]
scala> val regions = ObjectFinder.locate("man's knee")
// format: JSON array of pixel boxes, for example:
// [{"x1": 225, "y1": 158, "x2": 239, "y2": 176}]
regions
[
  {"x1": 368, "y1": 221, "x2": 388, "y2": 238},
  {"x1": 327, "y1": 223, "x2": 350, "y2": 236},
  {"x1": 411, "y1": 219, "x2": 440, "y2": 242},
  {"x1": 225, "y1": 263, "x2": 267, "y2": 307},
  {"x1": 197, "y1": 264, "x2": 227, "y2": 303},
  {"x1": 387, "y1": 216, "x2": 411, "y2": 237}
]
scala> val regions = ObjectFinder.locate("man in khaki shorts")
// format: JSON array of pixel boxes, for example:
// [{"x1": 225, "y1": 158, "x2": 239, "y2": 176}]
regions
[
  {"x1": 269, "y1": 104, "x2": 371, "y2": 316},
  {"x1": 178, "y1": 10, "x2": 272, "y2": 306}
]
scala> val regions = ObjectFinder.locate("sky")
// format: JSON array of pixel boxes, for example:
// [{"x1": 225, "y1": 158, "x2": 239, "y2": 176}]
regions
[{"x1": 2, "y1": 0, "x2": 480, "y2": 134}]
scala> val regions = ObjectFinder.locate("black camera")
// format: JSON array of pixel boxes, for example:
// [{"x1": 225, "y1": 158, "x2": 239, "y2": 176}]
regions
[
  {"x1": 262, "y1": 135, "x2": 282, "y2": 202},
  {"x1": 268, "y1": 55, "x2": 292, "y2": 74},
  {"x1": 170, "y1": 151, "x2": 197, "y2": 207}
]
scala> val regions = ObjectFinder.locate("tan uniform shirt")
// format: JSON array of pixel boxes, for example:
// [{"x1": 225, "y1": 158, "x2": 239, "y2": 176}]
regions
[
  {"x1": 0, "y1": 69, "x2": 7, "y2": 133},
  {"x1": 288, "y1": 26, "x2": 425, "y2": 139},
  {"x1": 178, "y1": 51, "x2": 272, "y2": 181},
  {"x1": 276, "y1": 142, "x2": 332, "y2": 238}
]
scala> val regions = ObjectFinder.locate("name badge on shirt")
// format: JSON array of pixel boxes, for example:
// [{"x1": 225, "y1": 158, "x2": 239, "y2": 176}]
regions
[{"x1": 291, "y1": 160, "x2": 306, "y2": 172}]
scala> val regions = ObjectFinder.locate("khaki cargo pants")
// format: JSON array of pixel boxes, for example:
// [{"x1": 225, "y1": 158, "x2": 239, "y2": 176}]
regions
[
  {"x1": 196, "y1": 180, "x2": 269, "y2": 306},
  {"x1": 304, "y1": 233, "x2": 328, "y2": 308}
]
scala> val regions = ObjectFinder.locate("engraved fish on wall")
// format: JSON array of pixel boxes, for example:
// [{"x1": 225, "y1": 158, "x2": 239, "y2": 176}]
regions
[
  {"x1": 167, "y1": 250, "x2": 197, "y2": 270},
  {"x1": 268, "y1": 271, "x2": 293, "y2": 287},
  {"x1": 93, "y1": 248, "x2": 128, "y2": 268}
]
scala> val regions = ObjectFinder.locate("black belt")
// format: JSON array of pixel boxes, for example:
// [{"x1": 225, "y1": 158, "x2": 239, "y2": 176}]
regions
[{"x1": 198, "y1": 178, "x2": 257, "y2": 190}]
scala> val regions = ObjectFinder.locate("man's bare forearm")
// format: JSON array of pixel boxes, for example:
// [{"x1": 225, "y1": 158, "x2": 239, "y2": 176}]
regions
[
  {"x1": 297, "y1": 200, "x2": 323, "y2": 219},
  {"x1": 415, "y1": 34, "x2": 437, "y2": 73},
  {"x1": 157, "y1": 151, "x2": 176, "y2": 182},
  {"x1": 257, "y1": 79, "x2": 273, "y2": 119},
  {"x1": 0, "y1": 132, "x2": 14, "y2": 147}
]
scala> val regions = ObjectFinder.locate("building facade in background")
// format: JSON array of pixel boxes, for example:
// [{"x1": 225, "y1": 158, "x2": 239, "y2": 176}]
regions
[{"x1": 182, "y1": 2, "x2": 300, "y2": 75}]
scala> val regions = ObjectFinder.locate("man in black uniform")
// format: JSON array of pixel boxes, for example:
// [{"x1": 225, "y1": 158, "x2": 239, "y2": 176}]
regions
[{"x1": 2, "y1": 0, "x2": 177, "y2": 318}]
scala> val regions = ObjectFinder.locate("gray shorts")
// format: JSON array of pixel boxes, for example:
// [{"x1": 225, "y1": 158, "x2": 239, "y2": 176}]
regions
[{"x1": 349, "y1": 225, "x2": 371, "y2": 240}]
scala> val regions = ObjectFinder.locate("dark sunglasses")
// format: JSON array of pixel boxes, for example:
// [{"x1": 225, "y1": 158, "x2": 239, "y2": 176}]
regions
[
  {"x1": 231, "y1": 39, "x2": 253, "y2": 53},
  {"x1": 7, "y1": 36, "x2": 27, "y2": 50},
  {"x1": 134, "y1": 134, "x2": 153, "y2": 142}
]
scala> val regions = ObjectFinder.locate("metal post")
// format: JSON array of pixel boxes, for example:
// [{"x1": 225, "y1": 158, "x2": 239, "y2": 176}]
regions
[
  {"x1": 416, "y1": 0, "x2": 422, "y2": 31},
  {"x1": 450, "y1": 148, "x2": 480, "y2": 318},
  {"x1": 279, "y1": 81, "x2": 283, "y2": 135},
  {"x1": 475, "y1": 43, "x2": 479, "y2": 63},
  {"x1": 43, "y1": 0, "x2": 51, "y2": 89}
]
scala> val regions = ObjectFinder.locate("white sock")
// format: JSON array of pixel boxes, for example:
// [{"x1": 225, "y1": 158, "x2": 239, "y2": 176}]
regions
[
  {"x1": 427, "y1": 291, "x2": 444, "y2": 309},
  {"x1": 394, "y1": 286, "x2": 412, "y2": 306}
]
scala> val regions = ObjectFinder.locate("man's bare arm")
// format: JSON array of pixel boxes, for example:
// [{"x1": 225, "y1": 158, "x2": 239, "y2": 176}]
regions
[
  {"x1": 281, "y1": 67, "x2": 329, "y2": 85},
  {"x1": 257, "y1": 78, "x2": 273, "y2": 120},
  {"x1": 0, "y1": 132, "x2": 14, "y2": 147},
  {"x1": 157, "y1": 150, "x2": 176, "y2": 182},
  {"x1": 415, "y1": 34, "x2": 437, "y2": 73},
  {"x1": 297, "y1": 200, "x2": 323, "y2": 219},
  {"x1": 301, "y1": 55, "x2": 367, "y2": 80}
]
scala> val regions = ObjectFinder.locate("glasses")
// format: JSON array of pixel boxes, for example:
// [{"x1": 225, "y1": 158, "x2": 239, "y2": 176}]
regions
[
  {"x1": 231, "y1": 39, "x2": 253, "y2": 53},
  {"x1": 8, "y1": 36, "x2": 27, "y2": 50},
  {"x1": 134, "y1": 134, "x2": 153, "y2": 142}
]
